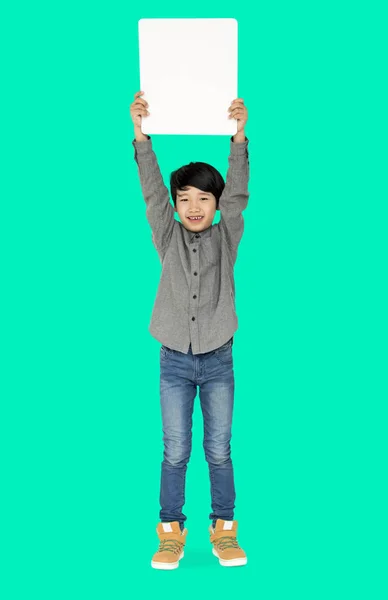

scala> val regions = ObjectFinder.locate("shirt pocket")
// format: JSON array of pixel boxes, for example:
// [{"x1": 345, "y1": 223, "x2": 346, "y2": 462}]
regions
[{"x1": 201, "y1": 237, "x2": 220, "y2": 267}]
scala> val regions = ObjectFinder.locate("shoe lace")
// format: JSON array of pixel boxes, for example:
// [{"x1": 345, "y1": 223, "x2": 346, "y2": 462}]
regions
[
  {"x1": 158, "y1": 538, "x2": 183, "y2": 555},
  {"x1": 215, "y1": 535, "x2": 240, "y2": 551}
]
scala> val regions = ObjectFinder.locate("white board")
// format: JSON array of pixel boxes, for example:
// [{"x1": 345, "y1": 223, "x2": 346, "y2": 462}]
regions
[{"x1": 138, "y1": 18, "x2": 238, "y2": 136}]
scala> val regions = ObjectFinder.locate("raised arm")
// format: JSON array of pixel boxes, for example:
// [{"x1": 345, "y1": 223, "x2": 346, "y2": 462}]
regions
[
  {"x1": 130, "y1": 92, "x2": 175, "y2": 260},
  {"x1": 218, "y1": 99, "x2": 250, "y2": 263}
]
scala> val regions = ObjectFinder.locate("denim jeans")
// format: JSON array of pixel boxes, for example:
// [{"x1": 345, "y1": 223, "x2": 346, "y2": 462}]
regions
[{"x1": 159, "y1": 337, "x2": 236, "y2": 530}]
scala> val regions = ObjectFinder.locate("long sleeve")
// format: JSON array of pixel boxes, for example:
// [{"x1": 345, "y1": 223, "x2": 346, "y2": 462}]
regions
[
  {"x1": 133, "y1": 135, "x2": 175, "y2": 259},
  {"x1": 218, "y1": 136, "x2": 250, "y2": 263}
]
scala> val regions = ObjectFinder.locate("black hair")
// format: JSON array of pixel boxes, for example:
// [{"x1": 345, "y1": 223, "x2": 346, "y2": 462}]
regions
[{"x1": 170, "y1": 162, "x2": 225, "y2": 209}]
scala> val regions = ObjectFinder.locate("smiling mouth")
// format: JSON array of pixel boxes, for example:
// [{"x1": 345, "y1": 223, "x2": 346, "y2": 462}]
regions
[{"x1": 187, "y1": 216, "x2": 204, "y2": 221}]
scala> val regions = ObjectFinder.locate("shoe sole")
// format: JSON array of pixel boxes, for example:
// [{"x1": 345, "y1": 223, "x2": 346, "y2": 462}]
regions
[
  {"x1": 151, "y1": 551, "x2": 184, "y2": 570},
  {"x1": 212, "y1": 547, "x2": 247, "y2": 567}
]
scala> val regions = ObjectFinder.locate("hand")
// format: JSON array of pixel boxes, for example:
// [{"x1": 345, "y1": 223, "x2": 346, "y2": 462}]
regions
[
  {"x1": 130, "y1": 91, "x2": 150, "y2": 130},
  {"x1": 228, "y1": 98, "x2": 248, "y2": 133}
]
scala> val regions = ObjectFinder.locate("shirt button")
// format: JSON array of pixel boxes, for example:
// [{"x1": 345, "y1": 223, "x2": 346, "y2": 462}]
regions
[
  {"x1": 193, "y1": 295, "x2": 197, "y2": 299},
  {"x1": 194, "y1": 271, "x2": 198, "y2": 276},
  {"x1": 192, "y1": 317, "x2": 196, "y2": 321},
  {"x1": 195, "y1": 234, "x2": 200, "y2": 238},
  {"x1": 193, "y1": 248, "x2": 197, "y2": 253}
]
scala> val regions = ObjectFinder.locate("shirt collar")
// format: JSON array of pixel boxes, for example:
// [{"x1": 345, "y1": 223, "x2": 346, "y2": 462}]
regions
[{"x1": 182, "y1": 223, "x2": 213, "y2": 243}]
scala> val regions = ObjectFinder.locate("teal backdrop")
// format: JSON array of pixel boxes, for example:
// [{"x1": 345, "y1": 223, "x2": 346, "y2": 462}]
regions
[{"x1": 2, "y1": 1, "x2": 387, "y2": 599}]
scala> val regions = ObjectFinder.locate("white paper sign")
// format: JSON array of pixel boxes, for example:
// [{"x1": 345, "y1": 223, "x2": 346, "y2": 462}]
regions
[{"x1": 138, "y1": 18, "x2": 238, "y2": 135}]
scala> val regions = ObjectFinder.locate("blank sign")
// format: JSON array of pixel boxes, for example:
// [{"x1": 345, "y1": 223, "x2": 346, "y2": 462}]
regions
[{"x1": 138, "y1": 18, "x2": 238, "y2": 136}]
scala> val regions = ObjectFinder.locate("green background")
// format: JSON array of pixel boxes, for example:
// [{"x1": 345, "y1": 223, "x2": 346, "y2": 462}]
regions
[{"x1": 2, "y1": 1, "x2": 387, "y2": 598}]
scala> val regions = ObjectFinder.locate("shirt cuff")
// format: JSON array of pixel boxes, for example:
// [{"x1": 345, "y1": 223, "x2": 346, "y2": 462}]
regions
[
  {"x1": 230, "y1": 135, "x2": 249, "y2": 155},
  {"x1": 132, "y1": 135, "x2": 152, "y2": 154}
]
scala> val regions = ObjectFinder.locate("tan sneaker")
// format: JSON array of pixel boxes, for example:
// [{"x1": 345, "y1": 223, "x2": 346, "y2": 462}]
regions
[
  {"x1": 151, "y1": 522, "x2": 187, "y2": 570},
  {"x1": 209, "y1": 519, "x2": 247, "y2": 567}
]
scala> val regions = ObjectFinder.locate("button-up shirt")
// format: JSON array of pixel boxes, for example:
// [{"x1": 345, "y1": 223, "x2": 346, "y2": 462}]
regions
[{"x1": 132, "y1": 134, "x2": 250, "y2": 354}]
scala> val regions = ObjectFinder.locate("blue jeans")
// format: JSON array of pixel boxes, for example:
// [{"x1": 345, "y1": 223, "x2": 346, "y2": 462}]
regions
[{"x1": 159, "y1": 337, "x2": 236, "y2": 530}]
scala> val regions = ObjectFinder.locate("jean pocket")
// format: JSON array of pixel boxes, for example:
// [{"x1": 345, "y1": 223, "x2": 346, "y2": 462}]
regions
[
  {"x1": 160, "y1": 345, "x2": 173, "y2": 359},
  {"x1": 214, "y1": 339, "x2": 233, "y2": 365}
]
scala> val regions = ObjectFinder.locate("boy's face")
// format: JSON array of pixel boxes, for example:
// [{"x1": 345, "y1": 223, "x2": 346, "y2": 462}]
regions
[{"x1": 175, "y1": 186, "x2": 217, "y2": 232}]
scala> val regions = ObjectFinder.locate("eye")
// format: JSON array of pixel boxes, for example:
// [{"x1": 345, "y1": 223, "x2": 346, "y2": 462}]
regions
[{"x1": 201, "y1": 197, "x2": 208, "y2": 201}]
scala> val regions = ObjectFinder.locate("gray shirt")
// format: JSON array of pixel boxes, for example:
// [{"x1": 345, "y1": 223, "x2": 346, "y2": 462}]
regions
[{"x1": 132, "y1": 135, "x2": 250, "y2": 355}]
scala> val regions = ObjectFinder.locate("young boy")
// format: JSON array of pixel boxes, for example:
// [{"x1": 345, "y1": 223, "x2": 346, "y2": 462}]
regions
[{"x1": 130, "y1": 91, "x2": 250, "y2": 569}]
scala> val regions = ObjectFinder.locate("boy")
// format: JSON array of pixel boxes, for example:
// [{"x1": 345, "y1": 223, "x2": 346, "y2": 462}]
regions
[{"x1": 130, "y1": 91, "x2": 250, "y2": 569}]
